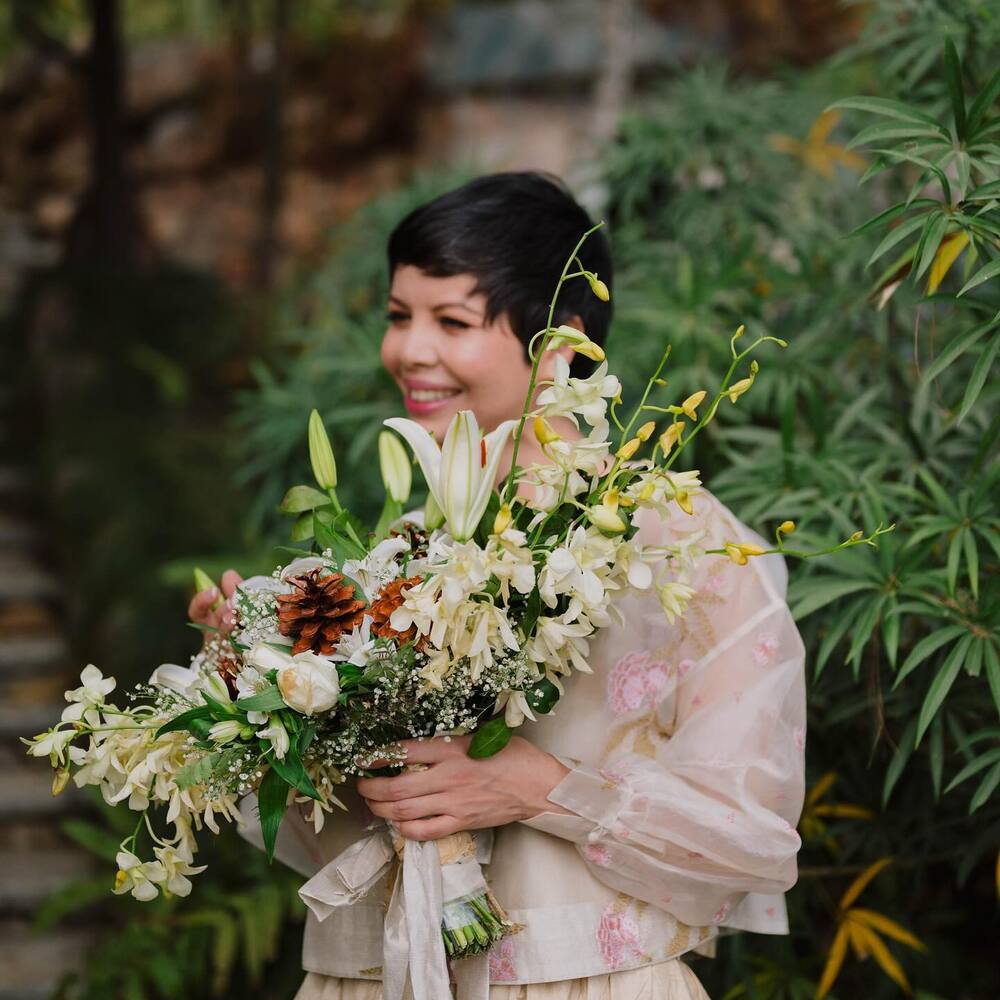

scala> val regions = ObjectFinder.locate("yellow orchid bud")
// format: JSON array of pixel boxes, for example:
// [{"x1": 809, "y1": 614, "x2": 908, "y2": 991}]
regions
[
  {"x1": 778, "y1": 520, "x2": 796, "y2": 535},
  {"x1": 750, "y1": 360, "x2": 759, "y2": 375},
  {"x1": 308, "y1": 409, "x2": 338, "y2": 489},
  {"x1": 533, "y1": 416, "x2": 561, "y2": 445},
  {"x1": 493, "y1": 503, "x2": 513, "y2": 535},
  {"x1": 636, "y1": 421, "x2": 656, "y2": 441},
  {"x1": 573, "y1": 339, "x2": 606, "y2": 362},
  {"x1": 725, "y1": 541, "x2": 766, "y2": 565},
  {"x1": 378, "y1": 430, "x2": 412, "y2": 504},
  {"x1": 658, "y1": 422, "x2": 684, "y2": 456},
  {"x1": 654, "y1": 378, "x2": 668, "y2": 387},
  {"x1": 588, "y1": 505, "x2": 626, "y2": 534},
  {"x1": 618, "y1": 494, "x2": 635, "y2": 508},
  {"x1": 849, "y1": 530, "x2": 864, "y2": 542},
  {"x1": 52, "y1": 767, "x2": 70, "y2": 796},
  {"x1": 588, "y1": 273, "x2": 611, "y2": 301},
  {"x1": 616, "y1": 437, "x2": 642, "y2": 460},
  {"x1": 734, "y1": 324, "x2": 745, "y2": 339},
  {"x1": 603, "y1": 489, "x2": 620, "y2": 512},
  {"x1": 725, "y1": 377, "x2": 754, "y2": 404},
  {"x1": 681, "y1": 390, "x2": 707, "y2": 420},
  {"x1": 675, "y1": 491, "x2": 694, "y2": 515}
]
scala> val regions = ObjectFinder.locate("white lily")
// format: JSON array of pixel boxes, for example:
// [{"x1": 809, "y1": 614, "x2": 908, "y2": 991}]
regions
[{"x1": 384, "y1": 411, "x2": 517, "y2": 542}]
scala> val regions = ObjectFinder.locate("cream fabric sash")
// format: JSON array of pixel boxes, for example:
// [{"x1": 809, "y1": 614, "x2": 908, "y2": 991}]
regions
[{"x1": 299, "y1": 825, "x2": 492, "y2": 1000}]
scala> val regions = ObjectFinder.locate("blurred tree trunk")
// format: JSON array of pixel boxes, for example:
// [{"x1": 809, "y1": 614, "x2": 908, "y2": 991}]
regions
[
  {"x1": 255, "y1": 0, "x2": 291, "y2": 290},
  {"x1": 592, "y1": 0, "x2": 636, "y2": 144},
  {"x1": 65, "y1": 0, "x2": 147, "y2": 266}
]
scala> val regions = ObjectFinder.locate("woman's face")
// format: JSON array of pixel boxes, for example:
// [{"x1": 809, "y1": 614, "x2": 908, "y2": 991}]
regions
[{"x1": 381, "y1": 265, "x2": 548, "y2": 441}]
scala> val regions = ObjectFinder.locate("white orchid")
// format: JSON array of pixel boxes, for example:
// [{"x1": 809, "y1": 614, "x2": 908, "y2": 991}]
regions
[
  {"x1": 61, "y1": 665, "x2": 116, "y2": 722},
  {"x1": 384, "y1": 411, "x2": 517, "y2": 542},
  {"x1": 152, "y1": 843, "x2": 206, "y2": 897},
  {"x1": 113, "y1": 849, "x2": 166, "y2": 902},
  {"x1": 258, "y1": 716, "x2": 290, "y2": 759},
  {"x1": 234, "y1": 664, "x2": 270, "y2": 724},
  {"x1": 332, "y1": 615, "x2": 378, "y2": 667},
  {"x1": 341, "y1": 536, "x2": 410, "y2": 601},
  {"x1": 24, "y1": 726, "x2": 75, "y2": 764},
  {"x1": 536, "y1": 355, "x2": 621, "y2": 435}
]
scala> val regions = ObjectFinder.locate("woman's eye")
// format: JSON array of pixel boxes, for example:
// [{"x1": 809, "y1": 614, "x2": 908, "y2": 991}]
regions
[
  {"x1": 440, "y1": 317, "x2": 470, "y2": 331},
  {"x1": 385, "y1": 310, "x2": 408, "y2": 324}
]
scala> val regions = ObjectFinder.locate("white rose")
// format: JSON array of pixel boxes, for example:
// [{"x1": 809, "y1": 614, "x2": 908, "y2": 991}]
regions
[{"x1": 274, "y1": 651, "x2": 341, "y2": 715}]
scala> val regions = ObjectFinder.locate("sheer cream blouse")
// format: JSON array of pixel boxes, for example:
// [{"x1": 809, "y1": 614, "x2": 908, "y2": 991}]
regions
[{"x1": 239, "y1": 489, "x2": 806, "y2": 985}]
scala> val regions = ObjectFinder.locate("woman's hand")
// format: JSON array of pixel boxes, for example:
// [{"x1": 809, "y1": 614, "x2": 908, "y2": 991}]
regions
[
  {"x1": 187, "y1": 569, "x2": 244, "y2": 639},
  {"x1": 357, "y1": 735, "x2": 572, "y2": 841}
]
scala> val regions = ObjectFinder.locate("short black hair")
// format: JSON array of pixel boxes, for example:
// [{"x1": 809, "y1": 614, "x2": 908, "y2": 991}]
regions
[{"x1": 387, "y1": 171, "x2": 613, "y2": 377}]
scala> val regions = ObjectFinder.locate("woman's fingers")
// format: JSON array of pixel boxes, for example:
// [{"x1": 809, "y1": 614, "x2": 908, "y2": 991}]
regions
[
  {"x1": 395, "y1": 735, "x2": 471, "y2": 765},
  {"x1": 364, "y1": 793, "x2": 453, "y2": 825},
  {"x1": 220, "y1": 569, "x2": 244, "y2": 599},
  {"x1": 396, "y1": 816, "x2": 461, "y2": 841},
  {"x1": 357, "y1": 768, "x2": 437, "y2": 802},
  {"x1": 188, "y1": 587, "x2": 221, "y2": 625}
]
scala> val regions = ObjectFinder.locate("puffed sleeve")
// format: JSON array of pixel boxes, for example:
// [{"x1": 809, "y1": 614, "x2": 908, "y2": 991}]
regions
[{"x1": 521, "y1": 492, "x2": 806, "y2": 929}]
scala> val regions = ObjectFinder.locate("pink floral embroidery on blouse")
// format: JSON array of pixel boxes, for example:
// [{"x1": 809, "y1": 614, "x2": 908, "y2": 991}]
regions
[
  {"x1": 752, "y1": 631, "x2": 780, "y2": 665},
  {"x1": 606, "y1": 650, "x2": 670, "y2": 715},
  {"x1": 712, "y1": 901, "x2": 732, "y2": 924},
  {"x1": 583, "y1": 843, "x2": 612, "y2": 867},
  {"x1": 596, "y1": 902, "x2": 644, "y2": 969},
  {"x1": 488, "y1": 936, "x2": 518, "y2": 982}
]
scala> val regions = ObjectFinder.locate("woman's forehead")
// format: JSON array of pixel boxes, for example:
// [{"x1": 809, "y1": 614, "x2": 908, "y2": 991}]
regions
[{"x1": 389, "y1": 265, "x2": 484, "y2": 309}]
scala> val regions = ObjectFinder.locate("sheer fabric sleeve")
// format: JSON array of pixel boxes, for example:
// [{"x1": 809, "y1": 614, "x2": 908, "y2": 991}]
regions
[{"x1": 521, "y1": 492, "x2": 806, "y2": 929}]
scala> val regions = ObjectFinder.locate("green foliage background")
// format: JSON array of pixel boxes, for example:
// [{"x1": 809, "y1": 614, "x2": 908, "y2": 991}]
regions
[{"x1": 30, "y1": 1, "x2": 998, "y2": 998}]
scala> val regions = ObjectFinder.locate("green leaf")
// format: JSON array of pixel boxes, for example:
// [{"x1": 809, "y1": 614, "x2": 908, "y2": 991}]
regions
[
  {"x1": 967, "y1": 66, "x2": 1000, "y2": 135},
  {"x1": 916, "y1": 636, "x2": 971, "y2": 743},
  {"x1": 849, "y1": 199, "x2": 938, "y2": 238},
  {"x1": 290, "y1": 511, "x2": 315, "y2": 542},
  {"x1": 175, "y1": 751, "x2": 223, "y2": 791},
  {"x1": 256, "y1": 766, "x2": 290, "y2": 863},
  {"x1": 865, "y1": 213, "x2": 933, "y2": 268},
  {"x1": 266, "y1": 747, "x2": 320, "y2": 800},
  {"x1": 34, "y1": 875, "x2": 112, "y2": 931},
  {"x1": 828, "y1": 96, "x2": 943, "y2": 129},
  {"x1": 957, "y1": 330, "x2": 1000, "y2": 422},
  {"x1": 945, "y1": 746, "x2": 1000, "y2": 792},
  {"x1": 883, "y1": 719, "x2": 916, "y2": 807},
  {"x1": 895, "y1": 624, "x2": 967, "y2": 686},
  {"x1": 790, "y1": 578, "x2": 875, "y2": 620},
  {"x1": 522, "y1": 586, "x2": 542, "y2": 637},
  {"x1": 944, "y1": 38, "x2": 966, "y2": 140},
  {"x1": 846, "y1": 122, "x2": 947, "y2": 150},
  {"x1": 60, "y1": 818, "x2": 122, "y2": 863},
  {"x1": 526, "y1": 677, "x2": 561, "y2": 715},
  {"x1": 155, "y1": 704, "x2": 214, "y2": 738},
  {"x1": 922, "y1": 312, "x2": 999, "y2": 382},
  {"x1": 468, "y1": 716, "x2": 512, "y2": 758},
  {"x1": 985, "y1": 643, "x2": 1000, "y2": 718},
  {"x1": 915, "y1": 213, "x2": 951, "y2": 281},
  {"x1": 279, "y1": 485, "x2": 332, "y2": 514},
  {"x1": 969, "y1": 762, "x2": 1000, "y2": 813},
  {"x1": 957, "y1": 257, "x2": 1000, "y2": 296},
  {"x1": 236, "y1": 685, "x2": 287, "y2": 712},
  {"x1": 929, "y1": 714, "x2": 944, "y2": 800},
  {"x1": 313, "y1": 508, "x2": 367, "y2": 562}
]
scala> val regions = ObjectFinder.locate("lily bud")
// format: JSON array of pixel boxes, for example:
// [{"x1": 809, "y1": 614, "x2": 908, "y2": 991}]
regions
[
  {"x1": 308, "y1": 409, "x2": 338, "y2": 489},
  {"x1": 588, "y1": 274, "x2": 611, "y2": 301},
  {"x1": 588, "y1": 505, "x2": 626, "y2": 534},
  {"x1": 493, "y1": 503, "x2": 513, "y2": 535},
  {"x1": 616, "y1": 437, "x2": 641, "y2": 460},
  {"x1": 378, "y1": 430, "x2": 412, "y2": 503},
  {"x1": 680, "y1": 391, "x2": 707, "y2": 420},
  {"x1": 636, "y1": 421, "x2": 656, "y2": 441},
  {"x1": 533, "y1": 416, "x2": 561, "y2": 445},
  {"x1": 193, "y1": 567, "x2": 222, "y2": 610},
  {"x1": 424, "y1": 490, "x2": 445, "y2": 531}
]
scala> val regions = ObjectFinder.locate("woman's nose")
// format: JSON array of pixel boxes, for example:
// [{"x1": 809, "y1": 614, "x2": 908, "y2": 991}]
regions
[{"x1": 398, "y1": 321, "x2": 439, "y2": 367}]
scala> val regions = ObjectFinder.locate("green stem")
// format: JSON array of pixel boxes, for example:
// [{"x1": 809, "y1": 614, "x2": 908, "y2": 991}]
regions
[{"x1": 502, "y1": 222, "x2": 606, "y2": 503}]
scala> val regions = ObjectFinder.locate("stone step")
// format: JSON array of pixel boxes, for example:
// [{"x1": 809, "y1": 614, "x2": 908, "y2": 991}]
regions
[
  {"x1": 0, "y1": 919, "x2": 91, "y2": 1000},
  {"x1": 0, "y1": 634, "x2": 69, "y2": 677},
  {"x1": 0, "y1": 700, "x2": 67, "y2": 740},
  {"x1": 0, "y1": 753, "x2": 86, "y2": 821},
  {"x1": 0, "y1": 511, "x2": 37, "y2": 549},
  {"x1": 0, "y1": 557, "x2": 59, "y2": 604},
  {"x1": 0, "y1": 847, "x2": 99, "y2": 914},
  {"x1": 0, "y1": 465, "x2": 29, "y2": 498}
]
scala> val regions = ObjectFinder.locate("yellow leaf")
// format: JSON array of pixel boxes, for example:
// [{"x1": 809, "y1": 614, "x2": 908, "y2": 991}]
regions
[
  {"x1": 813, "y1": 803, "x2": 875, "y2": 820},
  {"x1": 806, "y1": 771, "x2": 837, "y2": 807},
  {"x1": 851, "y1": 908, "x2": 926, "y2": 952},
  {"x1": 807, "y1": 109, "x2": 840, "y2": 146},
  {"x1": 851, "y1": 923, "x2": 912, "y2": 994},
  {"x1": 926, "y1": 231, "x2": 970, "y2": 295},
  {"x1": 840, "y1": 857, "x2": 893, "y2": 910},
  {"x1": 815, "y1": 923, "x2": 850, "y2": 999},
  {"x1": 845, "y1": 918, "x2": 870, "y2": 960}
]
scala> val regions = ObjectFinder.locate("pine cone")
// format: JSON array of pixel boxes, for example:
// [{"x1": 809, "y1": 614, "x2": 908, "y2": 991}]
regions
[
  {"x1": 277, "y1": 568, "x2": 366, "y2": 655},
  {"x1": 369, "y1": 575, "x2": 424, "y2": 646}
]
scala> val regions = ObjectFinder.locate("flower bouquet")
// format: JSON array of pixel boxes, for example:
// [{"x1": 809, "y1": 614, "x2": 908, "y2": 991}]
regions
[{"x1": 24, "y1": 224, "x2": 887, "y2": 993}]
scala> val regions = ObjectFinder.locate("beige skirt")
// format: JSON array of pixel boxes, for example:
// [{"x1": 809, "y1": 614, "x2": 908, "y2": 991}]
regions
[{"x1": 293, "y1": 960, "x2": 710, "y2": 1000}]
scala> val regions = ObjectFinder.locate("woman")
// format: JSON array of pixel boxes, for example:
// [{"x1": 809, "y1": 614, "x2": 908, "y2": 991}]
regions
[{"x1": 190, "y1": 172, "x2": 806, "y2": 999}]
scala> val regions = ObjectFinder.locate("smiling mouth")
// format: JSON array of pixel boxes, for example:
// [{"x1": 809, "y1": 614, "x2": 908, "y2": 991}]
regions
[{"x1": 407, "y1": 388, "x2": 461, "y2": 402}]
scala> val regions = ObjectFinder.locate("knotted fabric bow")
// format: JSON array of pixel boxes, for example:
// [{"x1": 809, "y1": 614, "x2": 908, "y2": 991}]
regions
[{"x1": 299, "y1": 825, "x2": 494, "y2": 1000}]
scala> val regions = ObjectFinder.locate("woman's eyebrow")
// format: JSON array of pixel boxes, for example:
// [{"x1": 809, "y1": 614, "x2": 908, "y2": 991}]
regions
[{"x1": 432, "y1": 301, "x2": 484, "y2": 320}]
